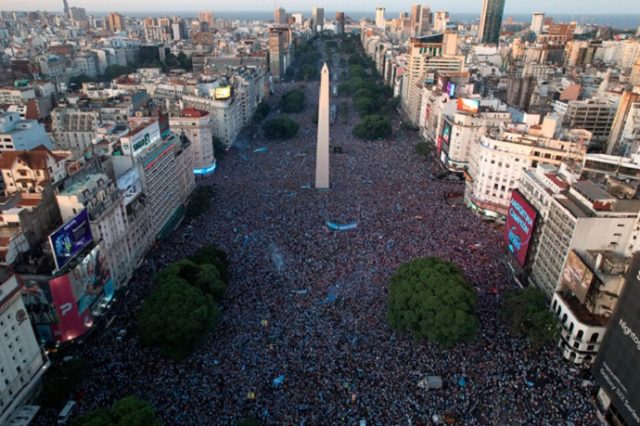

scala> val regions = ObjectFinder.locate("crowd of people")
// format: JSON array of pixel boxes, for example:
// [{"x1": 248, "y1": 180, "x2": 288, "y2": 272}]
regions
[{"x1": 37, "y1": 46, "x2": 598, "y2": 425}]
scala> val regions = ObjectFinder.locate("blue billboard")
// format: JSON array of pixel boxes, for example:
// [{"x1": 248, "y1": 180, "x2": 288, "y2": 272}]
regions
[{"x1": 49, "y1": 209, "x2": 94, "y2": 270}]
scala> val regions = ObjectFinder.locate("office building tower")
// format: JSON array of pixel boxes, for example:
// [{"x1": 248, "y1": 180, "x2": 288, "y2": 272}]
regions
[
  {"x1": 62, "y1": 0, "x2": 69, "y2": 17},
  {"x1": 593, "y1": 254, "x2": 640, "y2": 426},
  {"x1": 478, "y1": 0, "x2": 505, "y2": 45},
  {"x1": 531, "y1": 12, "x2": 544, "y2": 35},
  {"x1": 0, "y1": 272, "x2": 49, "y2": 426},
  {"x1": 269, "y1": 26, "x2": 286, "y2": 80},
  {"x1": 275, "y1": 7, "x2": 287, "y2": 24},
  {"x1": 335, "y1": 12, "x2": 345, "y2": 35},
  {"x1": 198, "y1": 10, "x2": 214, "y2": 27},
  {"x1": 106, "y1": 12, "x2": 126, "y2": 32},
  {"x1": 433, "y1": 11, "x2": 449, "y2": 32},
  {"x1": 375, "y1": 7, "x2": 386, "y2": 30},
  {"x1": 410, "y1": 4, "x2": 421, "y2": 35},
  {"x1": 312, "y1": 7, "x2": 324, "y2": 35}
]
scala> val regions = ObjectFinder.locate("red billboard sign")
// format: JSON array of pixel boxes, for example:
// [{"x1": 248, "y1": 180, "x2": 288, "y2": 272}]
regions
[
  {"x1": 505, "y1": 190, "x2": 537, "y2": 267},
  {"x1": 457, "y1": 98, "x2": 480, "y2": 114},
  {"x1": 49, "y1": 275, "x2": 88, "y2": 343}
]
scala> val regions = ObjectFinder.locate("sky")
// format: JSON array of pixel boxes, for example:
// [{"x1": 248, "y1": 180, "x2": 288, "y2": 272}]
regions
[{"x1": 10, "y1": 0, "x2": 640, "y2": 14}]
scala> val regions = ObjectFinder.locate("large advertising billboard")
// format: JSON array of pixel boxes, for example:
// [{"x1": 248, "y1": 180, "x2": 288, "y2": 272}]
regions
[
  {"x1": 446, "y1": 82, "x2": 457, "y2": 98},
  {"x1": 49, "y1": 209, "x2": 93, "y2": 270},
  {"x1": 561, "y1": 250, "x2": 595, "y2": 303},
  {"x1": 120, "y1": 121, "x2": 161, "y2": 158},
  {"x1": 21, "y1": 245, "x2": 114, "y2": 344},
  {"x1": 593, "y1": 254, "x2": 640, "y2": 425},
  {"x1": 505, "y1": 190, "x2": 537, "y2": 267},
  {"x1": 214, "y1": 86, "x2": 232, "y2": 100},
  {"x1": 457, "y1": 98, "x2": 480, "y2": 114}
]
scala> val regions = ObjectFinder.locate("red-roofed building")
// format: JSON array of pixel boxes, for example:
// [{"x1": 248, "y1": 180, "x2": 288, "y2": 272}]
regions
[{"x1": 0, "y1": 145, "x2": 69, "y2": 195}]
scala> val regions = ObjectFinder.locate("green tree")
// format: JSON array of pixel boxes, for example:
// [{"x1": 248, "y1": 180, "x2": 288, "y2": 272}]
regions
[
  {"x1": 415, "y1": 142, "x2": 430, "y2": 158},
  {"x1": 503, "y1": 287, "x2": 560, "y2": 348},
  {"x1": 103, "y1": 64, "x2": 133, "y2": 80},
  {"x1": 177, "y1": 51, "x2": 192, "y2": 71},
  {"x1": 138, "y1": 278, "x2": 219, "y2": 359},
  {"x1": 189, "y1": 244, "x2": 230, "y2": 284},
  {"x1": 186, "y1": 185, "x2": 215, "y2": 220},
  {"x1": 263, "y1": 117, "x2": 300, "y2": 140},
  {"x1": 254, "y1": 101, "x2": 271, "y2": 121},
  {"x1": 387, "y1": 257, "x2": 478, "y2": 348},
  {"x1": 68, "y1": 74, "x2": 93, "y2": 90},
  {"x1": 39, "y1": 358, "x2": 86, "y2": 407},
  {"x1": 155, "y1": 259, "x2": 226, "y2": 302},
  {"x1": 352, "y1": 115, "x2": 392, "y2": 140},
  {"x1": 72, "y1": 396, "x2": 163, "y2": 426},
  {"x1": 353, "y1": 96, "x2": 375, "y2": 115},
  {"x1": 212, "y1": 136, "x2": 225, "y2": 156},
  {"x1": 279, "y1": 89, "x2": 306, "y2": 113}
]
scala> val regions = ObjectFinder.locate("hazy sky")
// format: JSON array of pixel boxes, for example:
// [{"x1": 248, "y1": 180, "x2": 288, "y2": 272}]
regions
[{"x1": 11, "y1": 0, "x2": 640, "y2": 14}]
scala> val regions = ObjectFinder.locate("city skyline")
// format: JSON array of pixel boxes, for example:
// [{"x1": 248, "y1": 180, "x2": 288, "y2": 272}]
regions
[{"x1": 8, "y1": 0, "x2": 640, "y2": 15}]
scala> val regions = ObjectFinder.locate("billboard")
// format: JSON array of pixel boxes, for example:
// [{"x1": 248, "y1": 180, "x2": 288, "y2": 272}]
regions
[
  {"x1": 441, "y1": 122, "x2": 452, "y2": 145},
  {"x1": 49, "y1": 209, "x2": 93, "y2": 270},
  {"x1": 214, "y1": 86, "x2": 232, "y2": 100},
  {"x1": 20, "y1": 245, "x2": 114, "y2": 344},
  {"x1": 457, "y1": 98, "x2": 480, "y2": 114},
  {"x1": 120, "y1": 121, "x2": 161, "y2": 158},
  {"x1": 592, "y1": 254, "x2": 640, "y2": 425},
  {"x1": 561, "y1": 250, "x2": 595, "y2": 303},
  {"x1": 505, "y1": 190, "x2": 537, "y2": 267},
  {"x1": 447, "y1": 82, "x2": 457, "y2": 98}
]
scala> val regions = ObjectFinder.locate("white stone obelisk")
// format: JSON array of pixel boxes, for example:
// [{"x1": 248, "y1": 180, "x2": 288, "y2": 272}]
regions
[{"x1": 315, "y1": 63, "x2": 330, "y2": 189}]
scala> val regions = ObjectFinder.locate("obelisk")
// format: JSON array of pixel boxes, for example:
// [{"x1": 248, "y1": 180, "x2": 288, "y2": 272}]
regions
[{"x1": 315, "y1": 63, "x2": 330, "y2": 189}]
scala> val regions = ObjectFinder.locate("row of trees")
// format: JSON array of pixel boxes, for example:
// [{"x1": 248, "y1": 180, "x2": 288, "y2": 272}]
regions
[
  {"x1": 337, "y1": 50, "x2": 395, "y2": 140},
  {"x1": 387, "y1": 257, "x2": 559, "y2": 349},
  {"x1": 261, "y1": 88, "x2": 305, "y2": 140},
  {"x1": 286, "y1": 39, "x2": 322, "y2": 82},
  {"x1": 138, "y1": 245, "x2": 229, "y2": 359},
  {"x1": 72, "y1": 397, "x2": 163, "y2": 426}
]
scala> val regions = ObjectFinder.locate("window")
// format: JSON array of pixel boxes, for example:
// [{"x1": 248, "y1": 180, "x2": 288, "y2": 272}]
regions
[
  {"x1": 576, "y1": 330, "x2": 584, "y2": 340},
  {"x1": 590, "y1": 333, "x2": 599, "y2": 343}
]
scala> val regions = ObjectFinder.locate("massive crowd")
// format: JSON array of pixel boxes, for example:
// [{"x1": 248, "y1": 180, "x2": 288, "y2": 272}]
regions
[{"x1": 36, "y1": 48, "x2": 598, "y2": 425}]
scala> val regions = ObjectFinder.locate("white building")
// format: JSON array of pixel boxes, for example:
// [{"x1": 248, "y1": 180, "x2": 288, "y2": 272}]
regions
[
  {"x1": 531, "y1": 12, "x2": 544, "y2": 35},
  {"x1": 170, "y1": 108, "x2": 215, "y2": 174},
  {"x1": 0, "y1": 272, "x2": 49, "y2": 426},
  {"x1": 465, "y1": 117, "x2": 590, "y2": 218},
  {"x1": 439, "y1": 100, "x2": 511, "y2": 171},
  {"x1": 56, "y1": 173, "x2": 132, "y2": 288},
  {"x1": 375, "y1": 7, "x2": 386, "y2": 30},
  {"x1": 0, "y1": 111, "x2": 54, "y2": 152}
]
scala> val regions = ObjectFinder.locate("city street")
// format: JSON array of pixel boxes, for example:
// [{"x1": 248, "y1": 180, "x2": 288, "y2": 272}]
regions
[{"x1": 40, "y1": 44, "x2": 598, "y2": 425}]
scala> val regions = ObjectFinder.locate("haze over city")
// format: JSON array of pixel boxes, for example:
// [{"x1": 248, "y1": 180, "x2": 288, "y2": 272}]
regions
[{"x1": 1, "y1": 1, "x2": 640, "y2": 425}]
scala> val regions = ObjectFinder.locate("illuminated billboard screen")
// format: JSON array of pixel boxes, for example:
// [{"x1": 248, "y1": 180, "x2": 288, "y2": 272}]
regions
[
  {"x1": 457, "y1": 98, "x2": 480, "y2": 114},
  {"x1": 447, "y1": 82, "x2": 456, "y2": 98},
  {"x1": 505, "y1": 190, "x2": 537, "y2": 267},
  {"x1": 441, "y1": 122, "x2": 452, "y2": 145},
  {"x1": 49, "y1": 209, "x2": 94, "y2": 270},
  {"x1": 593, "y1": 254, "x2": 640, "y2": 425},
  {"x1": 214, "y1": 86, "x2": 232, "y2": 100},
  {"x1": 21, "y1": 245, "x2": 114, "y2": 344},
  {"x1": 561, "y1": 250, "x2": 595, "y2": 303}
]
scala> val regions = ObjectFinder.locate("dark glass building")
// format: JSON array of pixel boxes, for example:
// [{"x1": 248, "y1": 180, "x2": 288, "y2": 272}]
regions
[{"x1": 478, "y1": 0, "x2": 506, "y2": 45}]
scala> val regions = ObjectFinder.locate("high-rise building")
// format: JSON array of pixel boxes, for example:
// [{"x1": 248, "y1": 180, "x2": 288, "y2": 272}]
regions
[
  {"x1": 198, "y1": 10, "x2": 215, "y2": 27},
  {"x1": 335, "y1": 12, "x2": 345, "y2": 35},
  {"x1": 312, "y1": 7, "x2": 324, "y2": 35},
  {"x1": 62, "y1": 0, "x2": 69, "y2": 18},
  {"x1": 531, "y1": 12, "x2": 544, "y2": 35},
  {"x1": 433, "y1": 11, "x2": 449, "y2": 32},
  {"x1": 410, "y1": 4, "x2": 421, "y2": 35},
  {"x1": 593, "y1": 253, "x2": 640, "y2": 425},
  {"x1": 478, "y1": 0, "x2": 505, "y2": 45},
  {"x1": 419, "y1": 6, "x2": 433, "y2": 35},
  {"x1": 106, "y1": 12, "x2": 126, "y2": 33},
  {"x1": 275, "y1": 7, "x2": 287, "y2": 24},
  {"x1": 170, "y1": 108, "x2": 216, "y2": 174},
  {"x1": 0, "y1": 272, "x2": 49, "y2": 426},
  {"x1": 375, "y1": 7, "x2": 386, "y2": 30},
  {"x1": 269, "y1": 26, "x2": 287, "y2": 80}
]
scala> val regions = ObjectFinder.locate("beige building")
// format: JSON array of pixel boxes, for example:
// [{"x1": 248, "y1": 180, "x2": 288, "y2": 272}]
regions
[
  {"x1": 0, "y1": 271, "x2": 49, "y2": 426},
  {"x1": 0, "y1": 147, "x2": 68, "y2": 195},
  {"x1": 402, "y1": 34, "x2": 465, "y2": 125},
  {"x1": 465, "y1": 117, "x2": 590, "y2": 218},
  {"x1": 170, "y1": 108, "x2": 215, "y2": 174}
]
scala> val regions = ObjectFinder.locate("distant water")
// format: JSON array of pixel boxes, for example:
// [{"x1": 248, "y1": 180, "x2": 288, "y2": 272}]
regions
[{"x1": 89, "y1": 11, "x2": 640, "y2": 30}]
